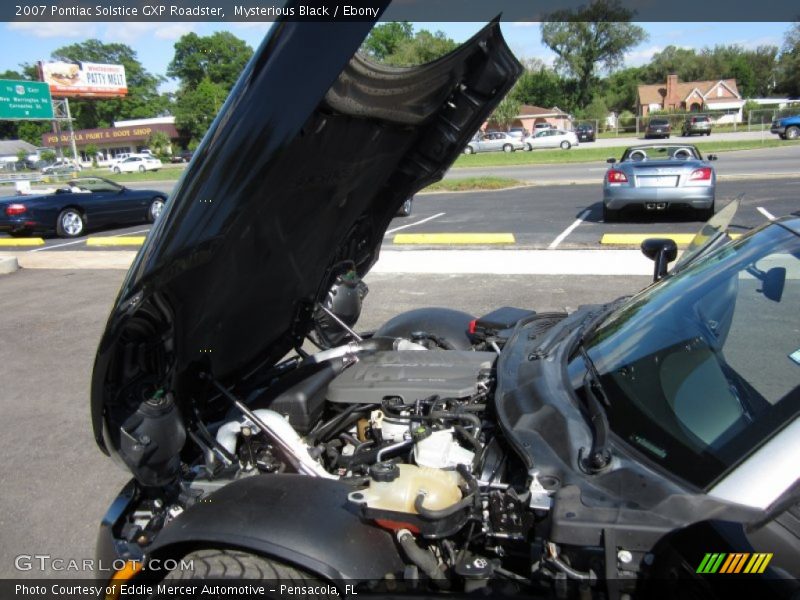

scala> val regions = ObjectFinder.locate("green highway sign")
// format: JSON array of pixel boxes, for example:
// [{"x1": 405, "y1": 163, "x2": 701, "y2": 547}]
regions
[{"x1": 0, "y1": 79, "x2": 54, "y2": 120}]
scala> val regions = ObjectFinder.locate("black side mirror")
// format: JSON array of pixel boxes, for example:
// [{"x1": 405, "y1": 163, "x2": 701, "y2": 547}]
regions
[
  {"x1": 606, "y1": 157, "x2": 617, "y2": 164},
  {"x1": 707, "y1": 154, "x2": 717, "y2": 161},
  {"x1": 641, "y1": 238, "x2": 678, "y2": 281}
]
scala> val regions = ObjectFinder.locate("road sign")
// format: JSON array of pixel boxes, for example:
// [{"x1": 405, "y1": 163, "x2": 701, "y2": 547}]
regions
[{"x1": 0, "y1": 79, "x2": 54, "y2": 120}]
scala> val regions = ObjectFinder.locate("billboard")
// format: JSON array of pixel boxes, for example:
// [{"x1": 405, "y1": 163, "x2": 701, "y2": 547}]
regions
[{"x1": 38, "y1": 61, "x2": 127, "y2": 98}]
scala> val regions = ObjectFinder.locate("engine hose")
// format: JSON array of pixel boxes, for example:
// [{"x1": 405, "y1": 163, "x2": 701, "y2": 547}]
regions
[
  {"x1": 430, "y1": 410, "x2": 481, "y2": 432},
  {"x1": 396, "y1": 530, "x2": 450, "y2": 590},
  {"x1": 414, "y1": 492, "x2": 475, "y2": 521},
  {"x1": 545, "y1": 544, "x2": 597, "y2": 582},
  {"x1": 453, "y1": 425, "x2": 482, "y2": 455}
]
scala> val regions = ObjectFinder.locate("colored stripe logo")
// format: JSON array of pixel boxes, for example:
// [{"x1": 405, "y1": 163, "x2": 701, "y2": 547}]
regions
[{"x1": 696, "y1": 553, "x2": 773, "y2": 574}]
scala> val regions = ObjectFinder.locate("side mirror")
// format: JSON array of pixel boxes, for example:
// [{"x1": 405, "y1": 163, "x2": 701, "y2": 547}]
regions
[
  {"x1": 606, "y1": 157, "x2": 617, "y2": 164},
  {"x1": 641, "y1": 238, "x2": 678, "y2": 282},
  {"x1": 707, "y1": 154, "x2": 717, "y2": 161}
]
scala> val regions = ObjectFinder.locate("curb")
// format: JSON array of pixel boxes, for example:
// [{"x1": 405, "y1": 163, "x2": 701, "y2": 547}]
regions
[{"x1": 0, "y1": 256, "x2": 20, "y2": 275}]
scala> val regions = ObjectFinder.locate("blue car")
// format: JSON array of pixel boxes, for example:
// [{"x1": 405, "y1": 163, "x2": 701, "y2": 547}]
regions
[{"x1": 0, "y1": 177, "x2": 167, "y2": 238}]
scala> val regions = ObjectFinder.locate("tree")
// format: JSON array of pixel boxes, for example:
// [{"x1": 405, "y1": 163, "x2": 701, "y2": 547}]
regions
[
  {"x1": 382, "y1": 29, "x2": 458, "y2": 66},
  {"x1": 147, "y1": 130, "x2": 171, "y2": 157},
  {"x1": 361, "y1": 22, "x2": 413, "y2": 61},
  {"x1": 512, "y1": 64, "x2": 573, "y2": 110},
  {"x1": 777, "y1": 23, "x2": 800, "y2": 97},
  {"x1": 172, "y1": 78, "x2": 228, "y2": 143},
  {"x1": 168, "y1": 32, "x2": 253, "y2": 91},
  {"x1": 600, "y1": 66, "x2": 645, "y2": 113},
  {"x1": 48, "y1": 40, "x2": 168, "y2": 129},
  {"x1": 490, "y1": 95, "x2": 521, "y2": 130},
  {"x1": 84, "y1": 143, "x2": 99, "y2": 166},
  {"x1": 541, "y1": 0, "x2": 647, "y2": 108}
]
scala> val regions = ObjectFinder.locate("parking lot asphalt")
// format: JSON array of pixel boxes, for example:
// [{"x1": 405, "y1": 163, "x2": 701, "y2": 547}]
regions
[
  {"x1": 3, "y1": 176, "x2": 796, "y2": 259},
  {"x1": 0, "y1": 266, "x2": 651, "y2": 579}
]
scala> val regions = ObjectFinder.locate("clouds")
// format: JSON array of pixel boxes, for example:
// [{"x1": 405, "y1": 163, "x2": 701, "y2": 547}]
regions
[
  {"x1": 8, "y1": 21, "x2": 94, "y2": 38},
  {"x1": 6, "y1": 20, "x2": 195, "y2": 43}
]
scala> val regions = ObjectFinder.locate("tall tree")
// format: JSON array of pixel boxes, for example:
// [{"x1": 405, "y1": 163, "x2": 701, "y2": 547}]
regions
[
  {"x1": 382, "y1": 29, "x2": 458, "y2": 66},
  {"x1": 168, "y1": 32, "x2": 253, "y2": 91},
  {"x1": 361, "y1": 22, "x2": 413, "y2": 61},
  {"x1": 541, "y1": 0, "x2": 647, "y2": 108},
  {"x1": 778, "y1": 23, "x2": 800, "y2": 97},
  {"x1": 490, "y1": 95, "x2": 521, "y2": 130},
  {"x1": 172, "y1": 77, "x2": 228, "y2": 145},
  {"x1": 48, "y1": 40, "x2": 167, "y2": 129},
  {"x1": 512, "y1": 63, "x2": 573, "y2": 110}
]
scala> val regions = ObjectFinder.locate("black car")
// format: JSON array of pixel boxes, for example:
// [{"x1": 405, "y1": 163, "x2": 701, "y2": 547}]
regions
[
  {"x1": 645, "y1": 117, "x2": 672, "y2": 139},
  {"x1": 170, "y1": 149, "x2": 194, "y2": 163},
  {"x1": 0, "y1": 176, "x2": 166, "y2": 238},
  {"x1": 90, "y1": 13, "x2": 800, "y2": 600},
  {"x1": 575, "y1": 123, "x2": 596, "y2": 142}
]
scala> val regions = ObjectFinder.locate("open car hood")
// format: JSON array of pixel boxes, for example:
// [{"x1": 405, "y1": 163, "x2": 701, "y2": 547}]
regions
[{"x1": 91, "y1": 15, "x2": 522, "y2": 451}]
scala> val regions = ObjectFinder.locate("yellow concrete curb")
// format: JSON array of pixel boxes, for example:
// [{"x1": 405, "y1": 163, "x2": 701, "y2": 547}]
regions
[
  {"x1": 86, "y1": 236, "x2": 146, "y2": 246},
  {"x1": 394, "y1": 233, "x2": 516, "y2": 245},
  {"x1": 601, "y1": 233, "x2": 742, "y2": 246},
  {"x1": 0, "y1": 238, "x2": 45, "y2": 246}
]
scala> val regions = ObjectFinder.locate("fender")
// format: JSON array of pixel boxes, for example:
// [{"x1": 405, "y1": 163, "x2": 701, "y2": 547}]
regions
[
  {"x1": 147, "y1": 474, "x2": 405, "y2": 580},
  {"x1": 375, "y1": 307, "x2": 475, "y2": 350}
]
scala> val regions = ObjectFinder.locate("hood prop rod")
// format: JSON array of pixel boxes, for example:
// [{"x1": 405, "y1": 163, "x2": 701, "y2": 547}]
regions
[
  {"x1": 201, "y1": 373, "x2": 324, "y2": 477},
  {"x1": 317, "y1": 303, "x2": 362, "y2": 342}
]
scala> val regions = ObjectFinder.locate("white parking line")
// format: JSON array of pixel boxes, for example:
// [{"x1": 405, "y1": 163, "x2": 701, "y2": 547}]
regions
[
  {"x1": 28, "y1": 228, "x2": 151, "y2": 253},
  {"x1": 548, "y1": 209, "x2": 590, "y2": 249},
  {"x1": 757, "y1": 206, "x2": 776, "y2": 221},
  {"x1": 385, "y1": 212, "x2": 445, "y2": 236}
]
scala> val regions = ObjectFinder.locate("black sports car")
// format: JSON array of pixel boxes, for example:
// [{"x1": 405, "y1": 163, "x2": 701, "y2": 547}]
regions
[
  {"x1": 90, "y1": 10, "x2": 800, "y2": 600},
  {"x1": 0, "y1": 177, "x2": 166, "y2": 238}
]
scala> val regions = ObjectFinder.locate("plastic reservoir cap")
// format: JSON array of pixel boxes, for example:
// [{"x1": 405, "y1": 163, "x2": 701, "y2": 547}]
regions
[{"x1": 369, "y1": 461, "x2": 400, "y2": 482}]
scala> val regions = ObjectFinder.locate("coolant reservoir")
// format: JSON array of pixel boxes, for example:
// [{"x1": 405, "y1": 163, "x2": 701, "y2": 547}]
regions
[{"x1": 349, "y1": 463, "x2": 462, "y2": 514}]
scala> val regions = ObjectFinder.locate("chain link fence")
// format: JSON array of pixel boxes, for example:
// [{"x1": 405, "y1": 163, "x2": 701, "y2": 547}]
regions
[{"x1": 747, "y1": 106, "x2": 800, "y2": 131}]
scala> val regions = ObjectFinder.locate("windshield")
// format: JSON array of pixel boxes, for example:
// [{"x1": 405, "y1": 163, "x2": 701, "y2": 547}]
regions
[{"x1": 568, "y1": 223, "x2": 800, "y2": 488}]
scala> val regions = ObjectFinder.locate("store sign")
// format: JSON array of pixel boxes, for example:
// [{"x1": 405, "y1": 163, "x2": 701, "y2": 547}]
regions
[
  {"x1": 42, "y1": 123, "x2": 178, "y2": 145},
  {"x1": 39, "y1": 61, "x2": 127, "y2": 98},
  {"x1": 0, "y1": 79, "x2": 54, "y2": 119}
]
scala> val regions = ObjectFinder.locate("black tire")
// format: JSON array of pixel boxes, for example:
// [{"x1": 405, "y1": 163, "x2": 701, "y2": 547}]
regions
[
  {"x1": 148, "y1": 197, "x2": 166, "y2": 223},
  {"x1": 525, "y1": 143, "x2": 532, "y2": 151},
  {"x1": 502, "y1": 143, "x2": 513, "y2": 153},
  {"x1": 786, "y1": 126, "x2": 800, "y2": 140},
  {"x1": 138, "y1": 165, "x2": 146, "y2": 173},
  {"x1": 560, "y1": 140, "x2": 571, "y2": 150},
  {"x1": 463, "y1": 145, "x2": 474, "y2": 155},
  {"x1": 698, "y1": 202, "x2": 715, "y2": 222},
  {"x1": 151, "y1": 549, "x2": 334, "y2": 599},
  {"x1": 706, "y1": 131, "x2": 711, "y2": 136},
  {"x1": 603, "y1": 205, "x2": 619, "y2": 223},
  {"x1": 56, "y1": 208, "x2": 85, "y2": 238},
  {"x1": 113, "y1": 167, "x2": 121, "y2": 174},
  {"x1": 8, "y1": 230, "x2": 30, "y2": 238}
]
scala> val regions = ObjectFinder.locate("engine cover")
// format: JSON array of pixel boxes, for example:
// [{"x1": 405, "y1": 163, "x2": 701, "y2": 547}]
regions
[{"x1": 327, "y1": 350, "x2": 495, "y2": 404}]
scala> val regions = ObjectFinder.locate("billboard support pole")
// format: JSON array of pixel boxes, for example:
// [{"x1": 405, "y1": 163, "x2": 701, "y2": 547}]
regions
[{"x1": 64, "y1": 98, "x2": 79, "y2": 164}]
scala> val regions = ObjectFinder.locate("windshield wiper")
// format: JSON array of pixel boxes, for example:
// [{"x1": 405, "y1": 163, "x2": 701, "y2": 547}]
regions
[{"x1": 576, "y1": 343, "x2": 613, "y2": 473}]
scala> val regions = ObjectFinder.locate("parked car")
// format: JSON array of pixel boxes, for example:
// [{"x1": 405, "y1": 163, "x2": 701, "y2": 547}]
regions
[
  {"x1": 533, "y1": 122, "x2": 553, "y2": 132},
  {"x1": 41, "y1": 158, "x2": 82, "y2": 174},
  {"x1": 682, "y1": 115, "x2": 713, "y2": 136},
  {"x1": 463, "y1": 131, "x2": 525, "y2": 153},
  {"x1": 111, "y1": 155, "x2": 163, "y2": 173},
  {"x1": 507, "y1": 127, "x2": 528, "y2": 138},
  {"x1": 575, "y1": 123, "x2": 596, "y2": 142},
  {"x1": 645, "y1": 117, "x2": 671, "y2": 139},
  {"x1": 771, "y1": 114, "x2": 800, "y2": 140},
  {"x1": 0, "y1": 176, "x2": 166, "y2": 238},
  {"x1": 603, "y1": 143, "x2": 717, "y2": 221},
  {"x1": 523, "y1": 128, "x2": 579, "y2": 150},
  {"x1": 171, "y1": 149, "x2": 194, "y2": 163},
  {"x1": 89, "y1": 16, "x2": 799, "y2": 599}
]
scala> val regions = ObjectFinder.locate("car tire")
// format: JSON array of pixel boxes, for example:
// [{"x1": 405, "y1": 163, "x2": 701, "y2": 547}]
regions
[
  {"x1": 397, "y1": 197, "x2": 413, "y2": 217},
  {"x1": 138, "y1": 165, "x2": 146, "y2": 173},
  {"x1": 780, "y1": 134, "x2": 786, "y2": 140},
  {"x1": 502, "y1": 144, "x2": 513, "y2": 153},
  {"x1": 8, "y1": 230, "x2": 30, "y2": 238},
  {"x1": 148, "y1": 197, "x2": 166, "y2": 223},
  {"x1": 464, "y1": 145, "x2": 474, "y2": 154},
  {"x1": 706, "y1": 131, "x2": 711, "y2": 136},
  {"x1": 698, "y1": 202, "x2": 715, "y2": 221},
  {"x1": 525, "y1": 143, "x2": 532, "y2": 151},
  {"x1": 113, "y1": 167, "x2": 120, "y2": 174},
  {"x1": 786, "y1": 126, "x2": 800, "y2": 140},
  {"x1": 560, "y1": 141, "x2": 571, "y2": 150},
  {"x1": 603, "y1": 205, "x2": 619, "y2": 223},
  {"x1": 56, "y1": 208, "x2": 85, "y2": 238},
  {"x1": 150, "y1": 549, "x2": 334, "y2": 598}
]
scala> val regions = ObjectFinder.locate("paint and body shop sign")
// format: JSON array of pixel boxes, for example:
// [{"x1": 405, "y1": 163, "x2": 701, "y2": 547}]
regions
[
  {"x1": 39, "y1": 61, "x2": 127, "y2": 98},
  {"x1": 42, "y1": 123, "x2": 179, "y2": 146}
]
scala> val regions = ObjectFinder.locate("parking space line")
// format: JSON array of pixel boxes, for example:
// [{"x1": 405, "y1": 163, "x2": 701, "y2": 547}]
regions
[
  {"x1": 394, "y1": 233, "x2": 515, "y2": 245},
  {"x1": 0, "y1": 238, "x2": 44, "y2": 247},
  {"x1": 87, "y1": 236, "x2": 146, "y2": 246},
  {"x1": 601, "y1": 233, "x2": 742, "y2": 246},
  {"x1": 548, "y1": 209, "x2": 590, "y2": 249},
  {"x1": 385, "y1": 212, "x2": 445, "y2": 236},
  {"x1": 29, "y1": 238, "x2": 85, "y2": 252},
  {"x1": 757, "y1": 207, "x2": 776, "y2": 221}
]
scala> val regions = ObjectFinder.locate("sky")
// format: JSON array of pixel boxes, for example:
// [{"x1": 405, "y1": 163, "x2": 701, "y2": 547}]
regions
[{"x1": 0, "y1": 20, "x2": 790, "y2": 94}]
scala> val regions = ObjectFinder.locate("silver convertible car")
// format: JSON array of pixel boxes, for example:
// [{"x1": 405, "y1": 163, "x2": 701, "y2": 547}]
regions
[{"x1": 603, "y1": 144, "x2": 717, "y2": 222}]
